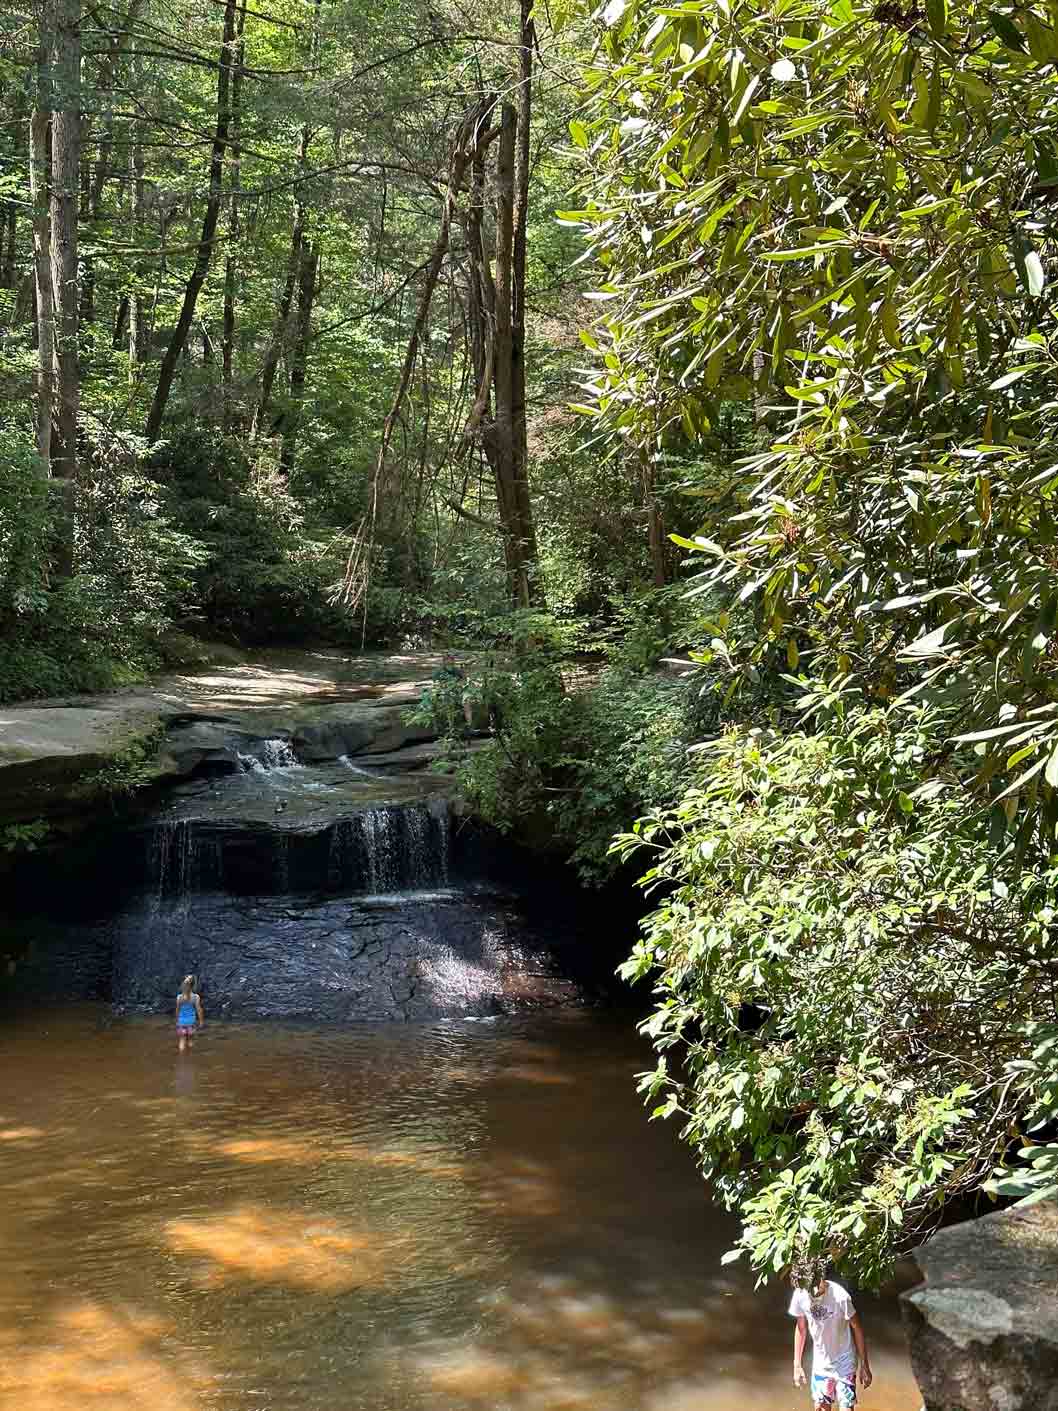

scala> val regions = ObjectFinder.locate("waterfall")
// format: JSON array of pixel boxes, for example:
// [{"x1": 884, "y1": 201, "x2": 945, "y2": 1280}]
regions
[
  {"x1": 325, "y1": 801, "x2": 451, "y2": 895},
  {"x1": 274, "y1": 833, "x2": 290, "y2": 892},
  {"x1": 237, "y1": 738, "x2": 298, "y2": 772},
  {"x1": 337, "y1": 755, "x2": 378, "y2": 778},
  {"x1": 148, "y1": 819, "x2": 222, "y2": 900},
  {"x1": 146, "y1": 799, "x2": 451, "y2": 901}
]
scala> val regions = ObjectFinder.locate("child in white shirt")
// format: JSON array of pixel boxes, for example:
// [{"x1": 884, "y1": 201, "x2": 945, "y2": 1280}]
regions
[{"x1": 789, "y1": 1256, "x2": 873, "y2": 1410}]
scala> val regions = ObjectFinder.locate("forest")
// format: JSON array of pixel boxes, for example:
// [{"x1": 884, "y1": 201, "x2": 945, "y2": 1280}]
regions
[{"x1": 3, "y1": 0, "x2": 1058, "y2": 1290}]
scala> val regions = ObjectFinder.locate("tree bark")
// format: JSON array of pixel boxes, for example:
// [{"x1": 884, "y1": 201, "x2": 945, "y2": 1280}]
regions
[
  {"x1": 251, "y1": 127, "x2": 307, "y2": 438},
  {"x1": 128, "y1": 126, "x2": 145, "y2": 375},
  {"x1": 252, "y1": 0, "x2": 318, "y2": 438},
  {"x1": 145, "y1": 0, "x2": 237, "y2": 441},
  {"x1": 112, "y1": 294, "x2": 129, "y2": 348},
  {"x1": 0, "y1": 204, "x2": 15, "y2": 289},
  {"x1": 30, "y1": 6, "x2": 54, "y2": 470},
  {"x1": 641, "y1": 447, "x2": 667, "y2": 586},
  {"x1": 279, "y1": 240, "x2": 318, "y2": 473},
  {"x1": 221, "y1": 0, "x2": 246, "y2": 430},
  {"x1": 510, "y1": 0, "x2": 538, "y2": 587},
  {"x1": 48, "y1": 0, "x2": 81, "y2": 540},
  {"x1": 490, "y1": 102, "x2": 531, "y2": 608}
]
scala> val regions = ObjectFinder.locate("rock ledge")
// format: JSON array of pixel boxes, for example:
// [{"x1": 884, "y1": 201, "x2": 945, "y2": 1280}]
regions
[{"x1": 901, "y1": 1197, "x2": 1058, "y2": 1411}]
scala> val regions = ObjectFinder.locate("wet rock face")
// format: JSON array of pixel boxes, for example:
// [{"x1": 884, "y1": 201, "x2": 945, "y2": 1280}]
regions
[
  {"x1": 6, "y1": 801, "x2": 607, "y2": 1023},
  {"x1": 110, "y1": 891, "x2": 583, "y2": 1024},
  {"x1": 901, "y1": 1199, "x2": 1058, "y2": 1411}
]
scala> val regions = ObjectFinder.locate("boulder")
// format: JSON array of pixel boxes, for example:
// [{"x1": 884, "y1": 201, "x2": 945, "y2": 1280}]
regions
[
  {"x1": 161, "y1": 718, "x2": 263, "y2": 775},
  {"x1": 901, "y1": 1198, "x2": 1058, "y2": 1411}
]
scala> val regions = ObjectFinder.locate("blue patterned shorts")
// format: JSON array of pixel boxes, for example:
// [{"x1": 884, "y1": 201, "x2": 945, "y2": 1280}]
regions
[{"x1": 812, "y1": 1373, "x2": 856, "y2": 1410}]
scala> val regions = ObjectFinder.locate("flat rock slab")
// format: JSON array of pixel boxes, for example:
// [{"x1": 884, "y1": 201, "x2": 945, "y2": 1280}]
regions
[
  {"x1": 902, "y1": 1198, "x2": 1058, "y2": 1411},
  {"x1": 0, "y1": 650, "x2": 468, "y2": 821}
]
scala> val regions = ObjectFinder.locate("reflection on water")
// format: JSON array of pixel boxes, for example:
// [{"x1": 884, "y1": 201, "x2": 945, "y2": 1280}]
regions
[{"x1": 0, "y1": 1008, "x2": 922, "y2": 1411}]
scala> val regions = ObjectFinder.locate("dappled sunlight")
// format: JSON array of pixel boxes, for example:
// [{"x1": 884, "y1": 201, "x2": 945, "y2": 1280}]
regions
[
  {"x1": 494, "y1": 1062, "x2": 577, "y2": 1086},
  {"x1": 165, "y1": 1203, "x2": 415, "y2": 1292},
  {"x1": 406, "y1": 1276, "x2": 922, "y2": 1411},
  {"x1": 0, "y1": 1124, "x2": 44, "y2": 1142},
  {"x1": 338, "y1": 1142, "x2": 467, "y2": 1182},
  {"x1": 478, "y1": 1154, "x2": 564, "y2": 1218},
  {"x1": 0, "y1": 1301, "x2": 209, "y2": 1411},
  {"x1": 213, "y1": 1131, "x2": 468, "y2": 1182},
  {"x1": 217, "y1": 1135, "x2": 319, "y2": 1165},
  {"x1": 417, "y1": 1345, "x2": 599, "y2": 1410}
]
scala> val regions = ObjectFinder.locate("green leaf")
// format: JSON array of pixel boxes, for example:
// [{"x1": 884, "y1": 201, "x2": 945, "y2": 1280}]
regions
[
  {"x1": 989, "y1": 365, "x2": 1042, "y2": 390},
  {"x1": 955, "y1": 71, "x2": 992, "y2": 104},
  {"x1": 926, "y1": 0, "x2": 947, "y2": 37},
  {"x1": 988, "y1": 10, "x2": 1026, "y2": 50},
  {"x1": 880, "y1": 300, "x2": 900, "y2": 350}
]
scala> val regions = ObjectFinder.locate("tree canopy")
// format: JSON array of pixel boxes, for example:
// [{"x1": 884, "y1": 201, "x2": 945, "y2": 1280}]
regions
[{"x1": 570, "y1": 0, "x2": 1058, "y2": 1282}]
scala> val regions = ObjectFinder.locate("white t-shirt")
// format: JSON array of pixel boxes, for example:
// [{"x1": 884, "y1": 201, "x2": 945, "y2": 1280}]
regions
[{"x1": 788, "y1": 1281, "x2": 857, "y2": 1380}]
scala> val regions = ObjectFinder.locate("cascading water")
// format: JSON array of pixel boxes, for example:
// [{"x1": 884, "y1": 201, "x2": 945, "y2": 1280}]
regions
[
  {"x1": 237, "y1": 737, "x2": 299, "y2": 772},
  {"x1": 149, "y1": 818, "x2": 222, "y2": 900},
  {"x1": 324, "y1": 800, "x2": 450, "y2": 895}
]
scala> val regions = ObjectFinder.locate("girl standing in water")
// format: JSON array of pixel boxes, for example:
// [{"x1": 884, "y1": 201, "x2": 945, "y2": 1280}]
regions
[{"x1": 175, "y1": 975, "x2": 204, "y2": 1053}]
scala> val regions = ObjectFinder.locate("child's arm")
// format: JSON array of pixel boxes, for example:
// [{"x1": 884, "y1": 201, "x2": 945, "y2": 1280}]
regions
[
  {"x1": 793, "y1": 1316, "x2": 808, "y2": 1386},
  {"x1": 174, "y1": 995, "x2": 181, "y2": 1020},
  {"x1": 195, "y1": 994, "x2": 205, "y2": 1026},
  {"x1": 850, "y1": 1313, "x2": 872, "y2": 1387}
]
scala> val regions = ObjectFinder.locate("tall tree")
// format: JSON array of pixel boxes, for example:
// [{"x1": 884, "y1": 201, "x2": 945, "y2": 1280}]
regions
[
  {"x1": 49, "y1": 0, "x2": 81, "y2": 516},
  {"x1": 221, "y1": 0, "x2": 246, "y2": 430},
  {"x1": 144, "y1": 0, "x2": 237, "y2": 441},
  {"x1": 29, "y1": 0, "x2": 55, "y2": 470}
]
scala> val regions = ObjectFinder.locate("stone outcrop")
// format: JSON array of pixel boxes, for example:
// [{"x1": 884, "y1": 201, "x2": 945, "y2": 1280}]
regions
[
  {"x1": 0, "y1": 650, "x2": 460, "y2": 823},
  {"x1": 902, "y1": 1198, "x2": 1058, "y2": 1411}
]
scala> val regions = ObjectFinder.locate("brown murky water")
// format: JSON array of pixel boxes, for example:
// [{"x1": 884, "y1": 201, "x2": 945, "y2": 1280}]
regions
[{"x1": 0, "y1": 1007, "x2": 922, "y2": 1411}]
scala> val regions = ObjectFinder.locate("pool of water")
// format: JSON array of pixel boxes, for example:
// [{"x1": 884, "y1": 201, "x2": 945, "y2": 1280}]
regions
[{"x1": 0, "y1": 1007, "x2": 923, "y2": 1411}]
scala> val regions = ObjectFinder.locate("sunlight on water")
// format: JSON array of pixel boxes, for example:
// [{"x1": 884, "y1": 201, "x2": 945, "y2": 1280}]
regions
[
  {"x1": 166, "y1": 1205, "x2": 412, "y2": 1292},
  {"x1": 0, "y1": 1008, "x2": 923, "y2": 1411}
]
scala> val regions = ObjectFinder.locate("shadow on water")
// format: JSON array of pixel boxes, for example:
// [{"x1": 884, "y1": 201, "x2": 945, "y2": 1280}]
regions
[{"x1": 0, "y1": 1007, "x2": 922, "y2": 1411}]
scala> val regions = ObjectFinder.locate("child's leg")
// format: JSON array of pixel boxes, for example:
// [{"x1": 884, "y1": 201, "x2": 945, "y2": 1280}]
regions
[{"x1": 811, "y1": 1376, "x2": 839, "y2": 1410}]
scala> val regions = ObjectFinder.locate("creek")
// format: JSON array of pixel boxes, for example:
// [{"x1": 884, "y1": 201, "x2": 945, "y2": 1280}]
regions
[
  {"x1": 0, "y1": 1008, "x2": 923, "y2": 1411},
  {"x1": 1, "y1": 666, "x2": 924, "y2": 1410}
]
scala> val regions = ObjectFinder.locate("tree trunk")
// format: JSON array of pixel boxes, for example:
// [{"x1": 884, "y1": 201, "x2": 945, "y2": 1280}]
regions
[
  {"x1": 279, "y1": 241, "x2": 318, "y2": 474},
  {"x1": 251, "y1": 134, "x2": 306, "y2": 438},
  {"x1": 0, "y1": 204, "x2": 15, "y2": 289},
  {"x1": 48, "y1": 0, "x2": 80, "y2": 554},
  {"x1": 112, "y1": 294, "x2": 128, "y2": 348},
  {"x1": 145, "y1": 0, "x2": 237, "y2": 441},
  {"x1": 490, "y1": 102, "x2": 531, "y2": 609},
  {"x1": 252, "y1": 0, "x2": 318, "y2": 438},
  {"x1": 510, "y1": 0, "x2": 539, "y2": 590},
  {"x1": 128, "y1": 129, "x2": 145, "y2": 375},
  {"x1": 30, "y1": 7, "x2": 54, "y2": 471},
  {"x1": 221, "y1": 0, "x2": 245, "y2": 430},
  {"x1": 641, "y1": 447, "x2": 667, "y2": 587}
]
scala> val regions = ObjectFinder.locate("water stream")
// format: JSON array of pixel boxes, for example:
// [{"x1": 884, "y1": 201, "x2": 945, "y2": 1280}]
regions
[{"x1": 0, "y1": 1007, "x2": 922, "y2": 1411}]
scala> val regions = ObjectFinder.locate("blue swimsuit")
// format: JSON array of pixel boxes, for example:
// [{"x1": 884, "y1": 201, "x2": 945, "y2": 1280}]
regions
[{"x1": 177, "y1": 1000, "x2": 197, "y2": 1028}]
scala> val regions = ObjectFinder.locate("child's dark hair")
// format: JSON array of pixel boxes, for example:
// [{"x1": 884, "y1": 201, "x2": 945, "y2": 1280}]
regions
[{"x1": 790, "y1": 1254, "x2": 828, "y2": 1291}]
